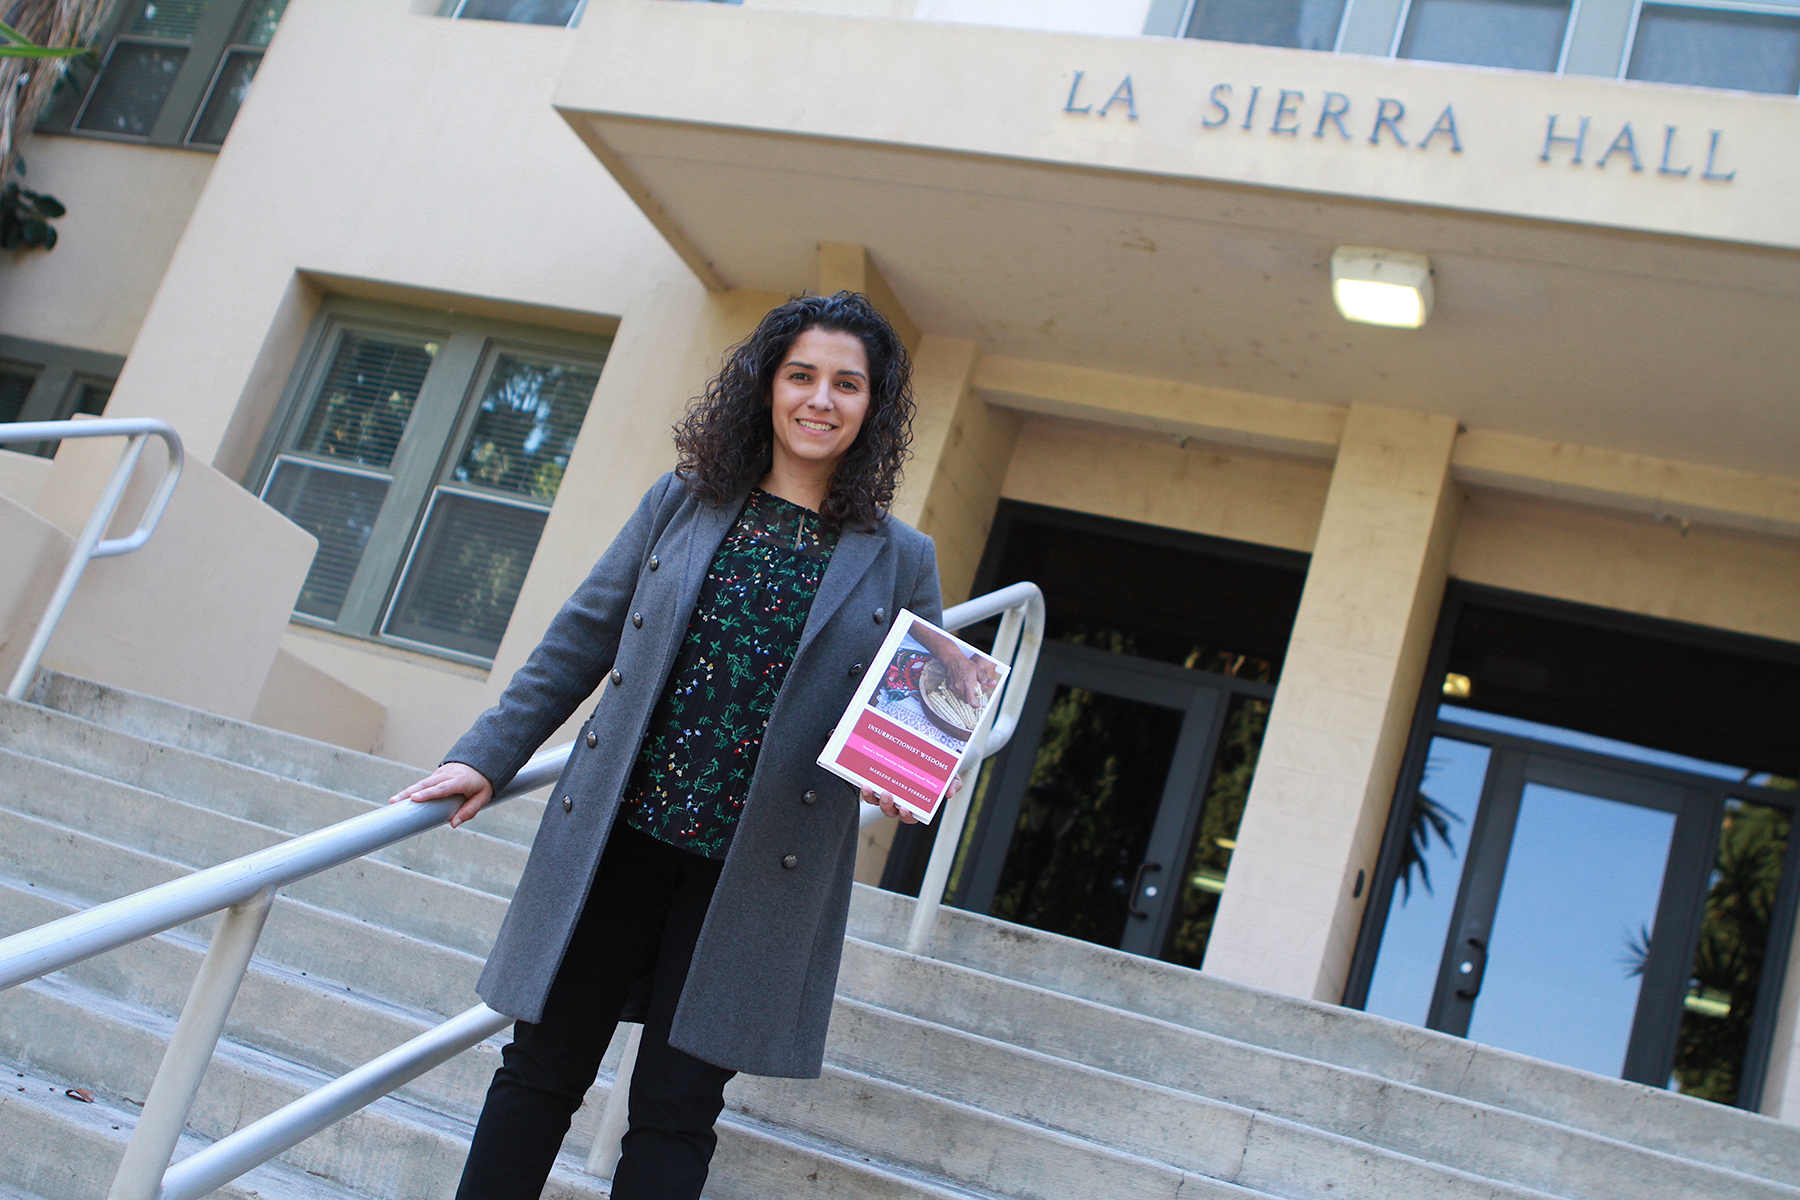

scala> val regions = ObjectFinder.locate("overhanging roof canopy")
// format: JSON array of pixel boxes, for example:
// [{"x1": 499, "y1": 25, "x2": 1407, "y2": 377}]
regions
[{"x1": 556, "y1": 1, "x2": 1800, "y2": 479}]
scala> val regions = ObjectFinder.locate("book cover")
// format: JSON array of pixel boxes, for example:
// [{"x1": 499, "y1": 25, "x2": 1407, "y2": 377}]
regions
[{"x1": 817, "y1": 608, "x2": 1011, "y2": 823}]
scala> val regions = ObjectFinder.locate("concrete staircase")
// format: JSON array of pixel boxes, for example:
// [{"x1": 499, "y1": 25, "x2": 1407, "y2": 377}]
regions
[{"x1": 2, "y1": 672, "x2": 1797, "y2": 1200}]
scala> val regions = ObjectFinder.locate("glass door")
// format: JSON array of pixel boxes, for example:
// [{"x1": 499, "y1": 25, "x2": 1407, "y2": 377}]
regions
[
  {"x1": 1363, "y1": 728, "x2": 1799, "y2": 1104},
  {"x1": 1426, "y1": 752, "x2": 1709, "y2": 1079},
  {"x1": 952, "y1": 641, "x2": 1257, "y2": 961}
]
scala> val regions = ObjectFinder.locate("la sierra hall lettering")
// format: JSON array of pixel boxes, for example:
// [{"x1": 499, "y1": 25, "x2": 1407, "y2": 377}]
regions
[{"x1": 1061, "y1": 70, "x2": 1739, "y2": 184}]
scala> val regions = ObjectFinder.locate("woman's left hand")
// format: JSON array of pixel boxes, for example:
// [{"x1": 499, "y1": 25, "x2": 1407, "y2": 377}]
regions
[{"x1": 860, "y1": 773, "x2": 963, "y2": 824}]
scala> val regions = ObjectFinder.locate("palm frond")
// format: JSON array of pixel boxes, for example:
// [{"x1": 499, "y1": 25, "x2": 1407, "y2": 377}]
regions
[{"x1": 2, "y1": 2, "x2": 122, "y2": 187}]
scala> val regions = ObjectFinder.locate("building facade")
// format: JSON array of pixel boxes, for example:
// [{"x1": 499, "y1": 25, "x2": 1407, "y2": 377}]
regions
[{"x1": 2, "y1": 0, "x2": 1798, "y2": 1122}]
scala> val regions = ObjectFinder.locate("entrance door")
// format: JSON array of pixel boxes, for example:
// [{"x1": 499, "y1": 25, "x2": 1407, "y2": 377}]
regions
[
  {"x1": 1427, "y1": 751, "x2": 1714, "y2": 1080},
  {"x1": 953, "y1": 640, "x2": 1254, "y2": 960}
]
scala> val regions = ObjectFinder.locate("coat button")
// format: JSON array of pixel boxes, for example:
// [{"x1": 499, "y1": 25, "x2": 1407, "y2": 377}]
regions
[
  {"x1": 648, "y1": 554, "x2": 660, "y2": 571},
  {"x1": 632, "y1": 612, "x2": 643, "y2": 629},
  {"x1": 585, "y1": 731, "x2": 598, "y2": 749},
  {"x1": 873, "y1": 607, "x2": 886, "y2": 624},
  {"x1": 781, "y1": 853, "x2": 798, "y2": 869},
  {"x1": 802, "y1": 789, "x2": 817, "y2": 805},
  {"x1": 848, "y1": 662, "x2": 863, "y2": 678},
  {"x1": 611, "y1": 668, "x2": 623, "y2": 687},
  {"x1": 561, "y1": 796, "x2": 573, "y2": 813}
]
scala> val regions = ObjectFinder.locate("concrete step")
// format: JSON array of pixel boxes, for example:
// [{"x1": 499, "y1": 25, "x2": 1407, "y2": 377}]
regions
[
  {"x1": 27, "y1": 672, "x2": 547, "y2": 849},
  {"x1": 0, "y1": 813, "x2": 486, "y2": 1020},
  {"x1": 0, "y1": 977, "x2": 1032, "y2": 1200},
  {"x1": 0, "y1": 883, "x2": 501, "y2": 1118},
  {"x1": 1, "y1": 865, "x2": 1378, "y2": 1200},
  {"x1": 0, "y1": 932, "x2": 1323, "y2": 1200},
  {"x1": 845, "y1": 887, "x2": 1800, "y2": 1189},
  {"x1": 0, "y1": 1058, "x2": 371, "y2": 1200},
  {"x1": 825, "y1": 959, "x2": 1796, "y2": 1200},
  {"x1": 1, "y1": 854, "x2": 1287, "y2": 1200},
  {"x1": 30, "y1": 672, "x2": 426, "y2": 801},
  {"x1": 0, "y1": 748, "x2": 508, "y2": 960},
  {"x1": 758, "y1": 1003, "x2": 1570, "y2": 1200},
  {"x1": 0, "y1": 866, "x2": 1626, "y2": 1200},
  {"x1": 6, "y1": 672, "x2": 1793, "y2": 1200},
  {"x1": 0, "y1": 693, "x2": 535, "y2": 896}
]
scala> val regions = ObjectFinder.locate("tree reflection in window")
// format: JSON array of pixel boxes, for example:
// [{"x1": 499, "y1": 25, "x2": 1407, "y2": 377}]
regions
[
  {"x1": 1163, "y1": 695, "x2": 1270, "y2": 969},
  {"x1": 1668, "y1": 791, "x2": 1794, "y2": 1105},
  {"x1": 453, "y1": 353, "x2": 599, "y2": 502}
]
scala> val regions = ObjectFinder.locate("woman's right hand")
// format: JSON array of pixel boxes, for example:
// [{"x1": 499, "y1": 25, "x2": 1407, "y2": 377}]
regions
[{"x1": 390, "y1": 761, "x2": 495, "y2": 830}]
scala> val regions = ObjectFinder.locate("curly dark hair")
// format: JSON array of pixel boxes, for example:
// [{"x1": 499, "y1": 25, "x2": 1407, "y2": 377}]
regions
[{"x1": 674, "y1": 291, "x2": 915, "y2": 528}]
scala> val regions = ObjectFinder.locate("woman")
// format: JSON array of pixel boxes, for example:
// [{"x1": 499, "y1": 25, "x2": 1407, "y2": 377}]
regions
[{"x1": 391, "y1": 292, "x2": 942, "y2": 1199}]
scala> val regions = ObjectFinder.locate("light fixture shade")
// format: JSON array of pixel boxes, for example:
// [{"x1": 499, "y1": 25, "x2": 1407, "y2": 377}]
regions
[{"x1": 1331, "y1": 246, "x2": 1434, "y2": 328}]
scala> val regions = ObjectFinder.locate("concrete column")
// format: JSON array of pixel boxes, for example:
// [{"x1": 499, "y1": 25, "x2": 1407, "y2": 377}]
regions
[
  {"x1": 889, "y1": 338, "x2": 1020, "y2": 606},
  {"x1": 818, "y1": 242, "x2": 921, "y2": 353},
  {"x1": 855, "y1": 336, "x2": 1020, "y2": 881},
  {"x1": 1203, "y1": 403, "x2": 1461, "y2": 1003}
]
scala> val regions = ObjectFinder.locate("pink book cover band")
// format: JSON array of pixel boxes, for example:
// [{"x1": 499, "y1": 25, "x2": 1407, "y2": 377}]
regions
[{"x1": 817, "y1": 608, "x2": 1011, "y2": 823}]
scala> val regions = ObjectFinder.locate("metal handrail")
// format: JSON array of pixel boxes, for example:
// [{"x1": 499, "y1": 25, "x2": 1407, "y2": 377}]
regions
[
  {"x1": 0, "y1": 583, "x2": 1044, "y2": 1200},
  {"x1": 0, "y1": 418, "x2": 184, "y2": 701}
]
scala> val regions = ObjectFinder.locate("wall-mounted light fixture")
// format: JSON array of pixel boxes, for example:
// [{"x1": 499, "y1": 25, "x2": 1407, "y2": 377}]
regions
[{"x1": 1331, "y1": 246, "x2": 1433, "y2": 328}]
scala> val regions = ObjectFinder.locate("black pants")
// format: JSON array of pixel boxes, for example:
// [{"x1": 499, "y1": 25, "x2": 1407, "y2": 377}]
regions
[{"x1": 455, "y1": 824, "x2": 736, "y2": 1200}]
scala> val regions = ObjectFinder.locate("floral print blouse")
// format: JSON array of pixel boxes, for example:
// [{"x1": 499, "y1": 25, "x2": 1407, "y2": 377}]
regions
[{"x1": 620, "y1": 489, "x2": 839, "y2": 859}]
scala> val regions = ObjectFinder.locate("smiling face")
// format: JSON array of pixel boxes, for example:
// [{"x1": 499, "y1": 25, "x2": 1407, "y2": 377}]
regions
[{"x1": 767, "y1": 326, "x2": 872, "y2": 482}]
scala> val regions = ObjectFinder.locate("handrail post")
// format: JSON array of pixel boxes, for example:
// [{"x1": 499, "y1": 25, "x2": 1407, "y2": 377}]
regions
[
  {"x1": 905, "y1": 584, "x2": 1044, "y2": 956},
  {"x1": 584, "y1": 1023, "x2": 643, "y2": 1179},
  {"x1": 3, "y1": 418, "x2": 184, "y2": 701},
  {"x1": 905, "y1": 750, "x2": 985, "y2": 955},
  {"x1": 109, "y1": 888, "x2": 275, "y2": 1200}
]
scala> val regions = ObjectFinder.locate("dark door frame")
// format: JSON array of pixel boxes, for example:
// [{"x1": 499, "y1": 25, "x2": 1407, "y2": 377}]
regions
[
  {"x1": 948, "y1": 639, "x2": 1270, "y2": 958},
  {"x1": 1345, "y1": 581, "x2": 1800, "y2": 1109},
  {"x1": 880, "y1": 499, "x2": 1308, "y2": 897}
]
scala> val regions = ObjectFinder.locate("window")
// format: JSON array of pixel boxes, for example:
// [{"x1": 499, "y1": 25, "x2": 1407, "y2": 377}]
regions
[
  {"x1": 0, "y1": 336, "x2": 124, "y2": 458},
  {"x1": 444, "y1": 0, "x2": 738, "y2": 22},
  {"x1": 449, "y1": 0, "x2": 586, "y2": 25},
  {"x1": 1397, "y1": 0, "x2": 1573, "y2": 73},
  {"x1": 1182, "y1": 0, "x2": 1348, "y2": 52},
  {"x1": 39, "y1": 0, "x2": 289, "y2": 148},
  {"x1": 1627, "y1": 4, "x2": 1800, "y2": 95},
  {"x1": 252, "y1": 301, "x2": 609, "y2": 664}
]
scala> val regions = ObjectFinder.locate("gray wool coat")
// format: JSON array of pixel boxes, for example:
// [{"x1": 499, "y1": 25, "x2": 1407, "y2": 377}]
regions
[{"x1": 445, "y1": 472, "x2": 942, "y2": 1079}]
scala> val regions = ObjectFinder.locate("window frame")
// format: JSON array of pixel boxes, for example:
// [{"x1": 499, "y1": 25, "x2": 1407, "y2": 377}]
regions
[
  {"x1": 248, "y1": 297, "x2": 612, "y2": 667},
  {"x1": 0, "y1": 335, "x2": 126, "y2": 457},
  {"x1": 1174, "y1": 0, "x2": 1357, "y2": 53},
  {"x1": 40, "y1": 0, "x2": 288, "y2": 151},
  {"x1": 1618, "y1": 0, "x2": 1800, "y2": 92},
  {"x1": 442, "y1": 0, "x2": 590, "y2": 26},
  {"x1": 1387, "y1": 0, "x2": 1580, "y2": 73}
]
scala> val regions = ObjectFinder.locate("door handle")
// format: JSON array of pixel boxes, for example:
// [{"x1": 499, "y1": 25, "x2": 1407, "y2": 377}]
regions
[
  {"x1": 1453, "y1": 937, "x2": 1487, "y2": 999},
  {"x1": 1127, "y1": 861, "x2": 1163, "y2": 919}
]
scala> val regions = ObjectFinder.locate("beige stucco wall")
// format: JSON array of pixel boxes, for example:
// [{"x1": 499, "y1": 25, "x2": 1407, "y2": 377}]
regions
[
  {"x1": 744, "y1": 0, "x2": 1153, "y2": 34},
  {"x1": 1207, "y1": 405, "x2": 1461, "y2": 1002},
  {"x1": 26, "y1": 441, "x2": 316, "y2": 719},
  {"x1": 891, "y1": 340, "x2": 1019, "y2": 606},
  {"x1": 0, "y1": 138, "x2": 212, "y2": 357},
  {"x1": 51, "y1": 0, "x2": 693, "y2": 758},
  {"x1": 0, "y1": 495, "x2": 69, "y2": 692},
  {"x1": 251, "y1": 647, "x2": 389, "y2": 756},
  {"x1": 274, "y1": 627, "x2": 488, "y2": 769},
  {"x1": 565, "y1": 1, "x2": 1800, "y2": 256},
  {"x1": 1452, "y1": 489, "x2": 1800, "y2": 645},
  {"x1": 100, "y1": 0, "x2": 685, "y2": 470},
  {"x1": 1001, "y1": 416, "x2": 1332, "y2": 552},
  {"x1": 14, "y1": 0, "x2": 1797, "y2": 1114},
  {"x1": 0, "y1": 450, "x2": 54, "y2": 510}
]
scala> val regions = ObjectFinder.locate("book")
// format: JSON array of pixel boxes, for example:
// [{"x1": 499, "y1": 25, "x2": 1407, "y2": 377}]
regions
[{"x1": 817, "y1": 609, "x2": 1011, "y2": 823}]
